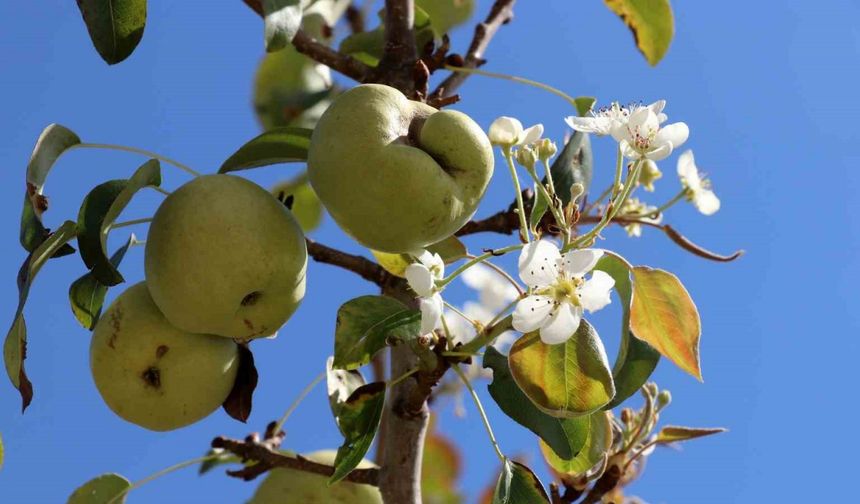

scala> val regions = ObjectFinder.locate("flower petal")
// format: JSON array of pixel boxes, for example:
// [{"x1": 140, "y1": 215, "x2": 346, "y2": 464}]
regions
[
  {"x1": 512, "y1": 294, "x2": 554, "y2": 333},
  {"x1": 694, "y1": 189, "x2": 721, "y2": 215},
  {"x1": 539, "y1": 304, "x2": 582, "y2": 345},
  {"x1": 488, "y1": 116, "x2": 523, "y2": 146},
  {"x1": 656, "y1": 122, "x2": 689, "y2": 150},
  {"x1": 518, "y1": 240, "x2": 561, "y2": 288},
  {"x1": 405, "y1": 263, "x2": 435, "y2": 298},
  {"x1": 520, "y1": 123, "x2": 544, "y2": 145},
  {"x1": 646, "y1": 143, "x2": 673, "y2": 161},
  {"x1": 419, "y1": 294, "x2": 443, "y2": 335},
  {"x1": 561, "y1": 249, "x2": 604, "y2": 277},
  {"x1": 676, "y1": 149, "x2": 701, "y2": 190},
  {"x1": 579, "y1": 270, "x2": 615, "y2": 313}
]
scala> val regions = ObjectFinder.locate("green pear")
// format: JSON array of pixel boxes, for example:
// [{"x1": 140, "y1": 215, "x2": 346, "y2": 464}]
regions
[
  {"x1": 145, "y1": 174, "x2": 307, "y2": 340},
  {"x1": 253, "y1": 47, "x2": 333, "y2": 130},
  {"x1": 248, "y1": 450, "x2": 382, "y2": 504},
  {"x1": 307, "y1": 84, "x2": 494, "y2": 253},
  {"x1": 90, "y1": 282, "x2": 239, "y2": 431}
]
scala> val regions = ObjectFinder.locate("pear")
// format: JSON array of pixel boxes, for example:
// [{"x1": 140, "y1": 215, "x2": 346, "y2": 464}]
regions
[
  {"x1": 90, "y1": 282, "x2": 239, "y2": 431},
  {"x1": 307, "y1": 84, "x2": 494, "y2": 253},
  {"x1": 144, "y1": 174, "x2": 307, "y2": 340},
  {"x1": 248, "y1": 450, "x2": 382, "y2": 504}
]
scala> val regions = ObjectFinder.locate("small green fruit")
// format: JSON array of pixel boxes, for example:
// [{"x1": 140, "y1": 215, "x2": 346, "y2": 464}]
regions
[
  {"x1": 145, "y1": 174, "x2": 307, "y2": 340},
  {"x1": 248, "y1": 450, "x2": 381, "y2": 504},
  {"x1": 253, "y1": 47, "x2": 333, "y2": 130},
  {"x1": 90, "y1": 282, "x2": 239, "y2": 431},
  {"x1": 308, "y1": 84, "x2": 494, "y2": 253}
]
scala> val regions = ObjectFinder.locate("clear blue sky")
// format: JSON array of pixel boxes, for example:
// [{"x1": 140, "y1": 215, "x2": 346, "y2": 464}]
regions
[{"x1": 1, "y1": 0, "x2": 857, "y2": 502}]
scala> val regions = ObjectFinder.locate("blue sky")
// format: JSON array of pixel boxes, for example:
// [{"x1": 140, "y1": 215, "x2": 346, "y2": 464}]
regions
[{"x1": 1, "y1": 0, "x2": 858, "y2": 502}]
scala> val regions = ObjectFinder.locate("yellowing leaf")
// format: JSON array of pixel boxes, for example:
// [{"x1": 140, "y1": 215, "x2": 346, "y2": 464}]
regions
[
  {"x1": 371, "y1": 236, "x2": 468, "y2": 278},
  {"x1": 656, "y1": 425, "x2": 726, "y2": 444},
  {"x1": 630, "y1": 267, "x2": 702, "y2": 380},
  {"x1": 604, "y1": 0, "x2": 674, "y2": 65},
  {"x1": 508, "y1": 324, "x2": 615, "y2": 419}
]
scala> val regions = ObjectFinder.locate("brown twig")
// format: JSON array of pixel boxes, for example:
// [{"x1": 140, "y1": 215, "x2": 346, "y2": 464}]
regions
[
  {"x1": 242, "y1": 0, "x2": 372, "y2": 83},
  {"x1": 431, "y1": 0, "x2": 517, "y2": 98},
  {"x1": 306, "y1": 239, "x2": 396, "y2": 287},
  {"x1": 579, "y1": 463, "x2": 623, "y2": 504},
  {"x1": 345, "y1": 5, "x2": 365, "y2": 34},
  {"x1": 212, "y1": 432, "x2": 380, "y2": 485}
]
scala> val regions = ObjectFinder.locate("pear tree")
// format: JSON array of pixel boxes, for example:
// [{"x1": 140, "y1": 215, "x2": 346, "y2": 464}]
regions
[{"x1": 6, "y1": 1, "x2": 738, "y2": 503}]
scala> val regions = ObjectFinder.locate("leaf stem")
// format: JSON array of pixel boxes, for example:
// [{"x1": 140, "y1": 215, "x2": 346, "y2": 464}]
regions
[
  {"x1": 443, "y1": 65, "x2": 586, "y2": 112},
  {"x1": 151, "y1": 186, "x2": 171, "y2": 197},
  {"x1": 452, "y1": 364, "x2": 505, "y2": 462},
  {"x1": 76, "y1": 143, "x2": 202, "y2": 177},
  {"x1": 273, "y1": 371, "x2": 325, "y2": 433},
  {"x1": 387, "y1": 367, "x2": 419, "y2": 388},
  {"x1": 108, "y1": 453, "x2": 220, "y2": 504},
  {"x1": 438, "y1": 244, "x2": 524, "y2": 288},
  {"x1": 503, "y1": 146, "x2": 530, "y2": 243},
  {"x1": 465, "y1": 255, "x2": 524, "y2": 296}
]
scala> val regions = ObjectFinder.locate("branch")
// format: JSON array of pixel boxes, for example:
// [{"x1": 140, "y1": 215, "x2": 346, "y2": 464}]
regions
[
  {"x1": 306, "y1": 239, "x2": 395, "y2": 287},
  {"x1": 432, "y1": 0, "x2": 517, "y2": 98},
  {"x1": 373, "y1": 0, "x2": 420, "y2": 94},
  {"x1": 212, "y1": 434, "x2": 380, "y2": 486},
  {"x1": 242, "y1": 0, "x2": 372, "y2": 82}
]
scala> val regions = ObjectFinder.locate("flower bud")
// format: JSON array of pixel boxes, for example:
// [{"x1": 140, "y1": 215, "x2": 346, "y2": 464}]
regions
[
  {"x1": 516, "y1": 145, "x2": 538, "y2": 169},
  {"x1": 639, "y1": 160, "x2": 663, "y2": 192},
  {"x1": 569, "y1": 183, "x2": 585, "y2": 204},
  {"x1": 488, "y1": 116, "x2": 524, "y2": 147},
  {"x1": 644, "y1": 382, "x2": 658, "y2": 398},
  {"x1": 620, "y1": 408, "x2": 634, "y2": 424},
  {"x1": 657, "y1": 390, "x2": 672, "y2": 408},
  {"x1": 537, "y1": 138, "x2": 557, "y2": 161}
]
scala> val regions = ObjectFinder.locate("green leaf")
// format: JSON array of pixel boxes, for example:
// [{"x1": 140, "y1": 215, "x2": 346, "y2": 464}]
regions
[
  {"x1": 416, "y1": 0, "x2": 475, "y2": 36},
  {"x1": 508, "y1": 322, "x2": 615, "y2": 418},
  {"x1": 0, "y1": 432, "x2": 4, "y2": 471},
  {"x1": 548, "y1": 131, "x2": 592, "y2": 205},
  {"x1": 5, "y1": 221, "x2": 77, "y2": 412},
  {"x1": 264, "y1": 0, "x2": 303, "y2": 52},
  {"x1": 21, "y1": 124, "x2": 81, "y2": 254},
  {"x1": 332, "y1": 295, "x2": 420, "y2": 370},
  {"x1": 219, "y1": 127, "x2": 312, "y2": 173},
  {"x1": 594, "y1": 253, "x2": 660, "y2": 409},
  {"x1": 330, "y1": 382, "x2": 386, "y2": 484},
  {"x1": 656, "y1": 425, "x2": 726, "y2": 444},
  {"x1": 69, "y1": 234, "x2": 135, "y2": 330},
  {"x1": 76, "y1": 159, "x2": 160, "y2": 286},
  {"x1": 326, "y1": 356, "x2": 366, "y2": 435},
  {"x1": 483, "y1": 347, "x2": 587, "y2": 459},
  {"x1": 528, "y1": 184, "x2": 549, "y2": 234},
  {"x1": 604, "y1": 0, "x2": 674, "y2": 66},
  {"x1": 76, "y1": 0, "x2": 146, "y2": 65},
  {"x1": 272, "y1": 173, "x2": 324, "y2": 233},
  {"x1": 573, "y1": 97, "x2": 596, "y2": 117},
  {"x1": 540, "y1": 411, "x2": 612, "y2": 479},
  {"x1": 67, "y1": 473, "x2": 130, "y2": 504},
  {"x1": 493, "y1": 459, "x2": 550, "y2": 504},
  {"x1": 630, "y1": 267, "x2": 702, "y2": 380}
]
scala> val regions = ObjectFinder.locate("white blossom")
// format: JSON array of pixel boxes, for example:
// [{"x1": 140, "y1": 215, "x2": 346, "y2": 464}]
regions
[
  {"x1": 611, "y1": 107, "x2": 689, "y2": 161},
  {"x1": 488, "y1": 116, "x2": 544, "y2": 147},
  {"x1": 405, "y1": 250, "x2": 445, "y2": 335},
  {"x1": 565, "y1": 100, "x2": 666, "y2": 136},
  {"x1": 677, "y1": 150, "x2": 720, "y2": 215},
  {"x1": 512, "y1": 240, "x2": 615, "y2": 345}
]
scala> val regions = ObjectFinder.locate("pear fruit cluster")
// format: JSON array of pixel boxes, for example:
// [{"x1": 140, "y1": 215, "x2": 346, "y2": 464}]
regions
[
  {"x1": 248, "y1": 450, "x2": 382, "y2": 504},
  {"x1": 308, "y1": 84, "x2": 494, "y2": 253},
  {"x1": 90, "y1": 175, "x2": 308, "y2": 431}
]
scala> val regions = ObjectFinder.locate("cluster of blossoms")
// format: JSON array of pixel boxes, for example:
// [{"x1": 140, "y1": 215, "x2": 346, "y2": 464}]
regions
[{"x1": 404, "y1": 98, "x2": 721, "y2": 349}]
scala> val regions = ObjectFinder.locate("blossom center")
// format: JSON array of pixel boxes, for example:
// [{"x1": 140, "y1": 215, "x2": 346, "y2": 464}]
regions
[{"x1": 549, "y1": 277, "x2": 584, "y2": 307}]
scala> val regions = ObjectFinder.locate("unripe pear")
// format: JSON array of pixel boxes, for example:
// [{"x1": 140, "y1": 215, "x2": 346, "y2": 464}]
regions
[
  {"x1": 254, "y1": 47, "x2": 333, "y2": 130},
  {"x1": 308, "y1": 84, "x2": 494, "y2": 253},
  {"x1": 90, "y1": 282, "x2": 239, "y2": 431},
  {"x1": 145, "y1": 174, "x2": 307, "y2": 340},
  {"x1": 248, "y1": 450, "x2": 381, "y2": 504}
]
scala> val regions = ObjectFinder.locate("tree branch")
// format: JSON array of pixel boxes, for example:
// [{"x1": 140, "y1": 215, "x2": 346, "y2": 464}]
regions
[
  {"x1": 374, "y1": 0, "x2": 420, "y2": 94},
  {"x1": 212, "y1": 434, "x2": 380, "y2": 486},
  {"x1": 242, "y1": 0, "x2": 372, "y2": 82},
  {"x1": 306, "y1": 239, "x2": 396, "y2": 287},
  {"x1": 432, "y1": 0, "x2": 517, "y2": 98}
]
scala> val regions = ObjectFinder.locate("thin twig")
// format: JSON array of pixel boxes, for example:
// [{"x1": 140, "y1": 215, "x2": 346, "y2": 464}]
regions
[
  {"x1": 432, "y1": 0, "x2": 517, "y2": 98},
  {"x1": 212, "y1": 435, "x2": 380, "y2": 485}
]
